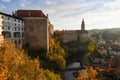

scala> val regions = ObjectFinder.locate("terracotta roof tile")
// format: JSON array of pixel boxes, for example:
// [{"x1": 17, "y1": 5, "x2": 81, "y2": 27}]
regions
[{"x1": 14, "y1": 10, "x2": 47, "y2": 18}]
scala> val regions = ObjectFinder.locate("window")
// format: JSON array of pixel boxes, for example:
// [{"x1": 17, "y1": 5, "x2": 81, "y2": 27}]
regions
[
  {"x1": 30, "y1": 26, "x2": 34, "y2": 31},
  {"x1": 4, "y1": 32, "x2": 11, "y2": 38},
  {"x1": 31, "y1": 27, "x2": 33, "y2": 31},
  {"x1": 22, "y1": 32, "x2": 24, "y2": 37},
  {"x1": 8, "y1": 27, "x2": 10, "y2": 30},
  {"x1": 18, "y1": 24, "x2": 20, "y2": 27},
  {"x1": 21, "y1": 21, "x2": 24, "y2": 23},
  {"x1": 14, "y1": 28, "x2": 16, "y2": 30},
  {"x1": 18, "y1": 20, "x2": 20, "y2": 22},
  {"x1": 22, "y1": 28, "x2": 24, "y2": 31},
  {"x1": 18, "y1": 27, "x2": 20, "y2": 31}
]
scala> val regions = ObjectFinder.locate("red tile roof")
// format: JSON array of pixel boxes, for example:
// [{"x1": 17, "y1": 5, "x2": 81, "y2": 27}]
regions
[{"x1": 14, "y1": 10, "x2": 47, "y2": 18}]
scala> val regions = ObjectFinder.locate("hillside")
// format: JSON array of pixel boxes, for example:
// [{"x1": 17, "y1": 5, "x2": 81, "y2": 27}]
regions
[{"x1": 89, "y1": 28, "x2": 120, "y2": 41}]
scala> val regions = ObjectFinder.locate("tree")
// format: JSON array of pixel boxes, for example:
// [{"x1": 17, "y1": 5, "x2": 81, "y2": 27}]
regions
[
  {"x1": 0, "y1": 41, "x2": 46, "y2": 80},
  {"x1": 44, "y1": 69, "x2": 61, "y2": 80},
  {"x1": 76, "y1": 66, "x2": 98, "y2": 80},
  {"x1": 45, "y1": 38, "x2": 66, "y2": 72},
  {"x1": 88, "y1": 41, "x2": 96, "y2": 52}
]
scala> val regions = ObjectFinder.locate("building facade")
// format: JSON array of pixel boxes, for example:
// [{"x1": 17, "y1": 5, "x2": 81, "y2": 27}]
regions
[
  {"x1": 63, "y1": 19, "x2": 89, "y2": 43},
  {"x1": 63, "y1": 30, "x2": 77, "y2": 43},
  {"x1": 14, "y1": 10, "x2": 53, "y2": 51},
  {"x1": 0, "y1": 12, "x2": 24, "y2": 45}
]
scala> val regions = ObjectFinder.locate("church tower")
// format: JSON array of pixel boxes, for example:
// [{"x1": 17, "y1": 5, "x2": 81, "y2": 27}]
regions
[{"x1": 81, "y1": 19, "x2": 85, "y2": 30}]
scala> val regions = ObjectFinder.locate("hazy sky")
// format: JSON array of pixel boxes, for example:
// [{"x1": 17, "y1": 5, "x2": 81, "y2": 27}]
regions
[{"x1": 0, "y1": 0, "x2": 120, "y2": 30}]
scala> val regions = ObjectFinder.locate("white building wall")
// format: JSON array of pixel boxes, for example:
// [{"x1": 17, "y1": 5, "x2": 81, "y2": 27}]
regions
[{"x1": 0, "y1": 13, "x2": 24, "y2": 46}]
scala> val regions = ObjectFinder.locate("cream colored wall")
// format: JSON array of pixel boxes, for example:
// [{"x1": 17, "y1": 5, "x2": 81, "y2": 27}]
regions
[
  {"x1": 0, "y1": 15, "x2": 3, "y2": 35},
  {"x1": 0, "y1": 15, "x2": 4, "y2": 41}
]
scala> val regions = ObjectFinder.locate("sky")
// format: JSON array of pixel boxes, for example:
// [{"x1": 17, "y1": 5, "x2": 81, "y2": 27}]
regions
[{"x1": 0, "y1": 0, "x2": 120, "y2": 30}]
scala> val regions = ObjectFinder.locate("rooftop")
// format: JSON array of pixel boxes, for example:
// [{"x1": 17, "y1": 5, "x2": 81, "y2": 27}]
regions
[
  {"x1": 14, "y1": 10, "x2": 47, "y2": 18},
  {"x1": 0, "y1": 12, "x2": 23, "y2": 20}
]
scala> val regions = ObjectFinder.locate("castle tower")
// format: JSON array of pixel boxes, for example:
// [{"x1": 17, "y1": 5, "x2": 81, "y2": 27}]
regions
[
  {"x1": 14, "y1": 10, "x2": 51, "y2": 52},
  {"x1": 81, "y1": 19, "x2": 85, "y2": 30}
]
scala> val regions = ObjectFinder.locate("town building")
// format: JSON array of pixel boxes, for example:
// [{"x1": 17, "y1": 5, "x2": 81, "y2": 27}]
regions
[
  {"x1": 63, "y1": 19, "x2": 90, "y2": 43},
  {"x1": 14, "y1": 10, "x2": 53, "y2": 51},
  {"x1": 0, "y1": 12, "x2": 24, "y2": 45}
]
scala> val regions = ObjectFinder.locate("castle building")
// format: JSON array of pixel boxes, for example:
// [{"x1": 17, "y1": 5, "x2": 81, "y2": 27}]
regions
[
  {"x1": 14, "y1": 10, "x2": 53, "y2": 51},
  {"x1": 76, "y1": 19, "x2": 89, "y2": 40},
  {"x1": 0, "y1": 12, "x2": 24, "y2": 45},
  {"x1": 63, "y1": 30, "x2": 77, "y2": 43},
  {"x1": 63, "y1": 19, "x2": 89, "y2": 43}
]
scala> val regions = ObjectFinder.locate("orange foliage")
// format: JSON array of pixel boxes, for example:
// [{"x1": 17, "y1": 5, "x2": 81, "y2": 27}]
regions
[{"x1": 76, "y1": 66, "x2": 98, "y2": 80}]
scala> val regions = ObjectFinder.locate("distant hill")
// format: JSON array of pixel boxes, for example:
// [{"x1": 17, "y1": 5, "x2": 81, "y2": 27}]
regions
[
  {"x1": 89, "y1": 28, "x2": 120, "y2": 41},
  {"x1": 89, "y1": 28, "x2": 120, "y2": 33}
]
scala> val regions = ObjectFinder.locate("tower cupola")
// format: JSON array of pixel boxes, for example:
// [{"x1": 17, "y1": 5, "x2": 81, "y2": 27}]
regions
[{"x1": 81, "y1": 19, "x2": 85, "y2": 30}]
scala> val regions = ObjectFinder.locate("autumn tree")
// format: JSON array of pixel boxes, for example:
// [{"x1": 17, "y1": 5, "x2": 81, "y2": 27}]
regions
[
  {"x1": 76, "y1": 66, "x2": 98, "y2": 80},
  {"x1": 0, "y1": 41, "x2": 46, "y2": 80},
  {"x1": 76, "y1": 66, "x2": 107, "y2": 80},
  {"x1": 45, "y1": 38, "x2": 66, "y2": 72},
  {"x1": 88, "y1": 41, "x2": 96, "y2": 53},
  {"x1": 44, "y1": 69, "x2": 61, "y2": 80}
]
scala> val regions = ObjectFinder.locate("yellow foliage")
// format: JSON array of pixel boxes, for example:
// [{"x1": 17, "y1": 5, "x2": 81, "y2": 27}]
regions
[
  {"x1": 44, "y1": 69, "x2": 61, "y2": 80},
  {"x1": 46, "y1": 38, "x2": 66, "y2": 70},
  {"x1": 88, "y1": 41, "x2": 96, "y2": 52},
  {"x1": 0, "y1": 41, "x2": 46, "y2": 80}
]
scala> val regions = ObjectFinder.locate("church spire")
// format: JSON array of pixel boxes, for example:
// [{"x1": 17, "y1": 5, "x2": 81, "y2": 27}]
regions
[{"x1": 81, "y1": 19, "x2": 85, "y2": 30}]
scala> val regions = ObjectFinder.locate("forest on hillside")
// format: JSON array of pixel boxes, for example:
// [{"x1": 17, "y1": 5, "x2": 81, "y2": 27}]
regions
[{"x1": 89, "y1": 28, "x2": 120, "y2": 41}]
